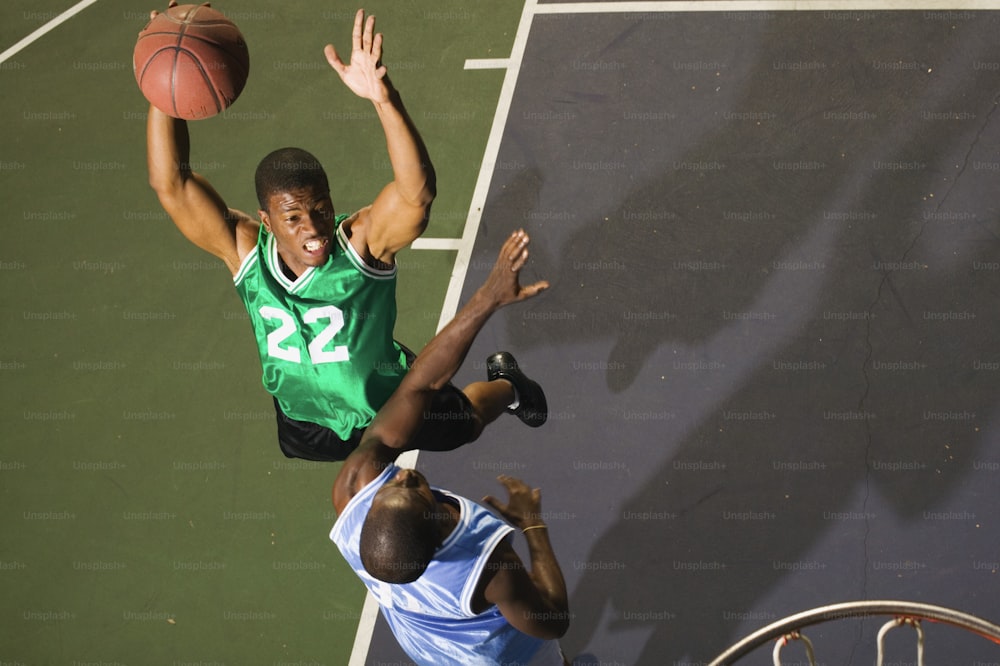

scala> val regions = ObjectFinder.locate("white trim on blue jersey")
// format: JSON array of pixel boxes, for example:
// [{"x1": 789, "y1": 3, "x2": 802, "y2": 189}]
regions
[{"x1": 330, "y1": 464, "x2": 548, "y2": 666}]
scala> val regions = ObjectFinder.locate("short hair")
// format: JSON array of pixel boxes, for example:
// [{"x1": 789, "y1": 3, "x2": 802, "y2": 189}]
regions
[
  {"x1": 359, "y1": 499, "x2": 438, "y2": 584},
  {"x1": 254, "y1": 147, "x2": 330, "y2": 210}
]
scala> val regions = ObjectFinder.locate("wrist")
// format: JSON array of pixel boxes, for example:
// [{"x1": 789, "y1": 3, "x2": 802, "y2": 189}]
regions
[
  {"x1": 521, "y1": 523, "x2": 547, "y2": 534},
  {"x1": 372, "y1": 88, "x2": 401, "y2": 112},
  {"x1": 469, "y1": 287, "x2": 503, "y2": 316}
]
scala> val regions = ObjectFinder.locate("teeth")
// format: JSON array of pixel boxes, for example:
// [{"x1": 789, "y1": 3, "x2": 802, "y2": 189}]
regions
[{"x1": 305, "y1": 239, "x2": 325, "y2": 252}]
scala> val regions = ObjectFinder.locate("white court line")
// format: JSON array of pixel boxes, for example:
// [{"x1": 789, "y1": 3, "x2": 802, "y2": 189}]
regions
[
  {"x1": 346, "y1": 3, "x2": 541, "y2": 666},
  {"x1": 465, "y1": 58, "x2": 512, "y2": 70},
  {"x1": 411, "y1": 237, "x2": 464, "y2": 251},
  {"x1": 532, "y1": 0, "x2": 1000, "y2": 12},
  {"x1": 431, "y1": 0, "x2": 541, "y2": 334},
  {"x1": 352, "y1": 0, "x2": 1000, "y2": 663},
  {"x1": 0, "y1": 0, "x2": 102, "y2": 65}
]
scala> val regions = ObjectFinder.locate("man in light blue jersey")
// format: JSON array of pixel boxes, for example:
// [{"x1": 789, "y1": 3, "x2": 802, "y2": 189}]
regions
[
  {"x1": 331, "y1": 230, "x2": 570, "y2": 666},
  {"x1": 146, "y1": 6, "x2": 545, "y2": 460}
]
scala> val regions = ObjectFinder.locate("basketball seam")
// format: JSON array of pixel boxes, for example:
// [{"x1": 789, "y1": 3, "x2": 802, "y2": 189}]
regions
[
  {"x1": 135, "y1": 6, "x2": 248, "y2": 120},
  {"x1": 137, "y1": 31, "x2": 249, "y2": 78},
  {"x1": 183, "y1": 50, "x2": 224, "y2": 115},
  {"x1": 170, "y1": 17, "x2": 185, "y2": 118},
  {"x1": 139, "y1": 30, "x2": 246, "y2": 49}
]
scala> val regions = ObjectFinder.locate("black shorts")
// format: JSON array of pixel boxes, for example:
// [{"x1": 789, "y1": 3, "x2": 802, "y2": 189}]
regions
[{"x1": 273, "y1": 382, "x2": 477, "y2": 462}]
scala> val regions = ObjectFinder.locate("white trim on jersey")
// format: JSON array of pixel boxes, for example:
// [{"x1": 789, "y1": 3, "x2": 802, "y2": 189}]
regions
[
  {"x1": 436, "y1": 492, "x2": 516, "y2": 618},
  {"x1": 265, "y1": 232, "x2": 318, "y2": 294},
  {"x1": 232, "y1": 248, "x2": 258, "y2": 286},
  {"x1": 526, "y1": 639, "x2": 566, "y2": 666},
  {"x1": 336, "y1": 224, "x2": 397, "y2": 281}
]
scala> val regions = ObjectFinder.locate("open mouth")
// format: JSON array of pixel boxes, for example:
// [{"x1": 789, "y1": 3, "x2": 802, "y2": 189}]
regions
[{"x1": 304, "y1": 238, "x2": 328, "y2": 253}]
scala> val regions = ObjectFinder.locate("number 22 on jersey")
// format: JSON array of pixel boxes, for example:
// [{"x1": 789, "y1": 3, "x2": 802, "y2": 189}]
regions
[{"x1": 259, "y1": 305, "x2": 349, "y2": 364}]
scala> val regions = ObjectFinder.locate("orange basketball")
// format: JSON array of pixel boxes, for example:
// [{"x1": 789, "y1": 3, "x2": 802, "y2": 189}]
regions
[{"x1": 133, "y1": 3, "x2": 250, "y2": 121}]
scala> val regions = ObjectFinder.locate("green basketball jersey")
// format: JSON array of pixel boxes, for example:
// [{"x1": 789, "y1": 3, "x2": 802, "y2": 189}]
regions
[{"x1": 233, "y1": 215, "x2": 408, "y2": 438}]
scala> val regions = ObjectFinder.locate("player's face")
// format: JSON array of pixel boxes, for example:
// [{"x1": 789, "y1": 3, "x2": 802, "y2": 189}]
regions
[
  {"x1": 260, "y1": 186, "x2": 336, "y2": 276},
  {"x1": 375, "y1": 468, "x2": 437, "y2": 513}
]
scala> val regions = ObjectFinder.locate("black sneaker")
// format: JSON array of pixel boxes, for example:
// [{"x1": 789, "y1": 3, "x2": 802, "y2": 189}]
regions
[{"x1": 486, "y1": 352, "x2": 547, "y2": 428}]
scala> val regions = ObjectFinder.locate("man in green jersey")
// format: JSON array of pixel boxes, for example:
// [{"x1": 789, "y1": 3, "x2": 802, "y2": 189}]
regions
[{"x1": 146, "y1": 6, "x2": 546, "y2": 460}]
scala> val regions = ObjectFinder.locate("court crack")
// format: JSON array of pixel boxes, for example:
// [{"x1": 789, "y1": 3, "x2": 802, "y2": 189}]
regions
[
  {"x1": 853, "y1": 97, "x2": 997, "y2": 601},
  {"x1": 857, "y1": 200, "x2": 935, "y2": 604},
  {"x1": 946, "y1": 93, "x2": 1000, "y2": 199},
  {"x1": 848, "y1": 99, "x2": 996, "y2": 655}
]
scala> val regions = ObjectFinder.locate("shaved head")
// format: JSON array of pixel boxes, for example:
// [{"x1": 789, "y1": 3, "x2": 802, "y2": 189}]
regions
[{"x1": 360, "y1": 496, "x2": 438, "y2": 584}]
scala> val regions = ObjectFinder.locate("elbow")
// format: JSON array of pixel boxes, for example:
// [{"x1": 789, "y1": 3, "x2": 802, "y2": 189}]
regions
[
  {"x1": 423, "y1": 165, "x2": 437, "y2": 202},
  {"x1": 410, "y1": 175, "x2": 436, "y2": 211},
  {"x1": 547, "y1": 613, "x2": 571, "y2": 639},
  {"x1": 411, "y1": 162, "x2": 436, "y2": 208},
  {"x1": 147, "y1": 168, "x2": 181, "y2": 200},
  {"x1": 147, "y1": 168, "x2": 191, "y2": 211},
  {"x1": 529, "y1": 620, "x2": 569, "y2": 642},
  {"x1": 147, "y1": 176, "x2": 171, "y2": 200},
  {"x1": 148, "y1": 182, "x2": 182, "y2": 216},
  {"x1": 413, "y1": 176, "x2": 435, "y2": 233},
  {"x1": 392, "y1": 161, "x2": 436, "y2": 211},
  {"x1": 519, "y1": 607, "x2": 570, "y2": 641}
]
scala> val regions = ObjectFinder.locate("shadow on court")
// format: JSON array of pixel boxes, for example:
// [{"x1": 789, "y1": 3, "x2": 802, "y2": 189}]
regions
[{"x1": 403, "y1": 11, "x2": 1000, "y2": 665}]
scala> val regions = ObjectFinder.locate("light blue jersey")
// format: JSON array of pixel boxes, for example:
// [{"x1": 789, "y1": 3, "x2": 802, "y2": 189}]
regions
[{"x1": 330, "y1": 464, "x2": 547, "y2": 665}]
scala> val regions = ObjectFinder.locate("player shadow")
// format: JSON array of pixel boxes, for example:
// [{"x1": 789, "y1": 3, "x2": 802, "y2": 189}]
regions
[
  {"x1": 371, "y1": 12, "x2": 1000, "y2": 665},
  {"x1": 461, "y1": 12, "x2": 1000, "y2": 665}
]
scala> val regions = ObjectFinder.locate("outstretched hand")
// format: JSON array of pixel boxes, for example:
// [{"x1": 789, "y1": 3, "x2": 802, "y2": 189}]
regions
[
  {"x1": 481, "y1": 229, "x2": 550, "y2": 308},
  {"x1": 324, "y1": 9, "x2": 391, "y2": 104},
  {"x1": 482, "y1": 475, "x2": 546, "y2": 531}
]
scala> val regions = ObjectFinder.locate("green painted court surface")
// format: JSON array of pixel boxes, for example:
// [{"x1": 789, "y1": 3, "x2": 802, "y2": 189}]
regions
[
  {"x1": 9, "y1": 2, "x2": 1000, "y2": 665},
  {"x1": 1, "y1": 1, "x2": 522, "y2": 663}
]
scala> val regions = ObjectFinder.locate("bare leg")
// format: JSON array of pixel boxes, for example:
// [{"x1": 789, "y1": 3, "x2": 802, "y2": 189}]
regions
[{"x1": 461, "y1": 379, "x2": 514, "y2": 440}]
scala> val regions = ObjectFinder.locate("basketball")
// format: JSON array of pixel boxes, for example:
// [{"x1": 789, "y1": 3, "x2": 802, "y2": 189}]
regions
[{"x1": 133, "y1": 4, "x2": 250, "y2": 121}]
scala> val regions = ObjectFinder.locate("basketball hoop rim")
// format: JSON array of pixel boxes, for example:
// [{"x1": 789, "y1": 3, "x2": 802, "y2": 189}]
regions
[{"x1": 707, "y1": 600, "x2": 1000, "y2": 666}]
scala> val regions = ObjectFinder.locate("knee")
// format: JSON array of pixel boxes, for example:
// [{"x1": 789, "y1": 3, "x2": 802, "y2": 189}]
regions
[{"x1": 467, "y1": 414, "x2": 486, "y2": 443}]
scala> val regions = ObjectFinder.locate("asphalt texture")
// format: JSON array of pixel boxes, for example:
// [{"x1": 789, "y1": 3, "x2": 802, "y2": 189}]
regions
[{"x1": 365, "y1": 8, "x2": 1000, "y2": 666}]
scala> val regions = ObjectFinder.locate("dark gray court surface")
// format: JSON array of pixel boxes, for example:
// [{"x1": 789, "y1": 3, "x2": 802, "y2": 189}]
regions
[{"x1": 365, "y1": 8, "x2": 1000, "y2": 666}]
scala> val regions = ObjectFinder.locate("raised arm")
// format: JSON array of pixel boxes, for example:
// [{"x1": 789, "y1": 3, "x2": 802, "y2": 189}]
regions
[
  {"x1": 325, "y1": 9, "x2": 436, "y2": 263},
  {"x1": 480, "y1": 475, "x2": 570, "y2": 640},
  {"x1": 332, "y1": 230, "x2": 548, "y2": 511},
  {"x1": 146, "y1": 103, "x2": 250, "y2": 274}
]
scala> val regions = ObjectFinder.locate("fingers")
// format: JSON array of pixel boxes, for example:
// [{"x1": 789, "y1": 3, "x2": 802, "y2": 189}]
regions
[
  {"x1": 498, "y1": 475, "x2": 544, "y2": 511},
  {"x1": 485, "y1": 229, "x2": 549, "y2": 304},
  {"x1": 497, "y1": 474, "x2": 527, "y2": 492},
  {"x1": 509, "y1": 246, "x2": 529, "y2": 272},
  {"x1": 505, "y1": 228, "x2": 528, "y2": 253},
  {"x1": 501, "y1": 230, "x2": 549, "y2": 299},
  {"x1": 345, "y1": 9, "x2": 383, "y2": 71},
  {"x1": 150, "y1": 2, "x2": 178, "y2": 25},
  {"x1": 497, "y1": 229, "x2": 529, "y2": 268},
  {"x1": 352, "y1": 8, "x2": 364, "y2": 47},
  {"x1": 520, "y1": 280, "x2": 551, "y2": 299},
  {"x1": 324, "y1": 44, "x2": 345, "y2": 73},
  {"x1": 354, "y1": 9, "x2": 377, "y2": 52},
  {"x1": 363, "y1": 14, "x2": 375, "y2": 52}
]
